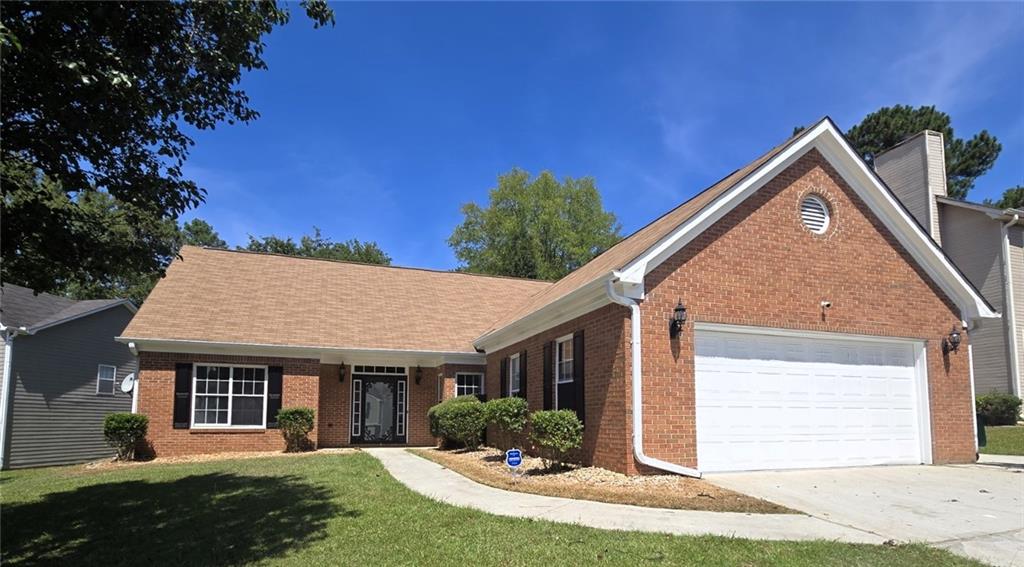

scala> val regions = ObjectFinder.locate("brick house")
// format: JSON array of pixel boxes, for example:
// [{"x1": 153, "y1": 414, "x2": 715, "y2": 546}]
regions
[{"x1": 120, "y1": 118, "x2": 997, "y2": 475}]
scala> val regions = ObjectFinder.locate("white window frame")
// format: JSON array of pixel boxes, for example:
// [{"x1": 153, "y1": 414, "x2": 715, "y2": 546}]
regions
[
  {"x1": 455, "y1": 372, "x2": 485, "y2": 397},
  {"x1": 509, "y1": 354, "x2": 521, "y2": 397},
  {"x1": 351, "y1": 378, "x2": 363, "y2": 438},
  {"x1": 96, "y1": 364, "x2": 117, "y2": 396},
  {"x1": 555, "y1": 334, "x2": 574, "y2": 385},
  {"x1": 190, "y1": 363, "x2": 269, "y2": 429}
]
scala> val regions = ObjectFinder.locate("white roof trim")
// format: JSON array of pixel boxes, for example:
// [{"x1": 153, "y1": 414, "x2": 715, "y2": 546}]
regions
[
  {"x1": 936, "y1": 196, "x2": 1023, "y2": 219},
  {"x1": 618, "y1": 118, "x2": 997, "y2": 322},
  {"x1": 117, "y1": 336, "x2": 485, "y2": 366},
  {"x1": 27, "y1": 300, "x2": 138, "y2": 334}
]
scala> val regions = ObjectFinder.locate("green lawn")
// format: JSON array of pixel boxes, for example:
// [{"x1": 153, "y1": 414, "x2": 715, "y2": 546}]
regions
[
  {"x1": 0, "y1": 453, "x2": 981, "y2": 566},
  {"x1": 981, "y1": 425, "x2": 1024, "y2": 455}
]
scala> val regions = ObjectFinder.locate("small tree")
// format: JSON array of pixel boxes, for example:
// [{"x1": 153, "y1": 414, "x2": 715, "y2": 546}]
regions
[
  {"x1": 103, "y1": 413, "x2": 149, "y2": 461},
  {"x1": 277, "y1": 407, "x2": 316, "y2": 452},
  {"x1": 485, "y1": 397, "x2": 529, "y2": 451},
  {"x1": 529, "y1": 410, "x2": 583, "y2": 470}
]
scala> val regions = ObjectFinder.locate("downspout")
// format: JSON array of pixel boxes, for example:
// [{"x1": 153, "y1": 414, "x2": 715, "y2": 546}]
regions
[
  {"x1": 1001, "y1": 214, "x2": 1021, "y2": 397},
  {"x1": 606, "y1": 280, "x2": 702, "y2": 478},
  {"x1": 128, "y1": 342, "x2": 140, "y2": 414},
  {"x1": 0, "y1": 326, "x2": 28, "y2": 470},
  {"x1": 968, "y1": 343, "x2": 979, "y2": 455}
]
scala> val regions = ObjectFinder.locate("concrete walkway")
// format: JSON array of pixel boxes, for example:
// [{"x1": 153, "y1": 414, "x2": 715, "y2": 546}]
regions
[{"x1": 364, "y1": 448, "x2": 884, "y2": 543}]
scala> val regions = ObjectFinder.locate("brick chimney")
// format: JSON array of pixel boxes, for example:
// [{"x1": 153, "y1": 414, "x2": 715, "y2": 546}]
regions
[{"x1": 873, "y1": 131, "x2": 948, "y2": 245}]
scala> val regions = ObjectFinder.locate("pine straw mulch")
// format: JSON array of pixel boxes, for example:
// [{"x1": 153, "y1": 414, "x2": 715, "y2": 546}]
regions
[
  {"x1": 410, "y1": 447, "x2": 794, "y2": 514},
  {"x1": 71, "y1": 448, "x2": 359, "y2": 474}
]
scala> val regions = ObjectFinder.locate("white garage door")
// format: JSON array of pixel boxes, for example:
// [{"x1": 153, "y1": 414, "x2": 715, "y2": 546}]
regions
[{"x1": 695, "y1": 327, "x2": 929, "y2": 472}]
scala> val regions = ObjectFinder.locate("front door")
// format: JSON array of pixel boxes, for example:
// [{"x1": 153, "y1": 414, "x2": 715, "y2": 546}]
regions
[{"x1": 351, "y1": 369, "x2": 407, "y2": 444}]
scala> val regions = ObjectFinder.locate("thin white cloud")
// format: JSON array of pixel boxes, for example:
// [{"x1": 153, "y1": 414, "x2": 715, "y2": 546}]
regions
[{"x1": 882, "y1": 4, "x2": 1021, "y2": 111}]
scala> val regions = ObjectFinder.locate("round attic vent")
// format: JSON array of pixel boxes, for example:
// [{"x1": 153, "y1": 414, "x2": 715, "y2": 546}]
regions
[{"x1": 800, "y1": 195, "x2": 830, "y2": 234}]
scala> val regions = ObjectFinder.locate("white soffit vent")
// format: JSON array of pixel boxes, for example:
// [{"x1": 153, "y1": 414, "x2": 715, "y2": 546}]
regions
[{"x1": 801, "y1": 195, "x2": 830, "y2": 234}]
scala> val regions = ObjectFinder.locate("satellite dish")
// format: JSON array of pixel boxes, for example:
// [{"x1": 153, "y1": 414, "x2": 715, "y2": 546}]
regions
[{"x1": 120, "y1": 373, "x2": 136, "y2": 394}]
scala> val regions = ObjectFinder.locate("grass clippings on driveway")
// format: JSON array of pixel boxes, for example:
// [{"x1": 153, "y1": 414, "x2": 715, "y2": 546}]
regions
[
  {"x1": 411, "y1": 446, "x2": 792, "y2": 514},
  {"x1": 1, "y1": 452, "x2": 982, "y2": 566},
  {"x1": 981, "y1": 425, "x2": 1024, "y2": 455}
]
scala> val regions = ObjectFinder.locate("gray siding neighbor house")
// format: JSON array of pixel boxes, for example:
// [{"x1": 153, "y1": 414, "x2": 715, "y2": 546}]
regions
[
  {"x1": 876, "y1": 131, "x2": 1023, "y2": 399},
  {"x1": 0, "y1": 284, "x2": 138, "y2": 469}
]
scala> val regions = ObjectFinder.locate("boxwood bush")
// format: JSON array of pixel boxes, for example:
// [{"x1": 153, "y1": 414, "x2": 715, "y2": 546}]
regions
[
  {"x1": 976, "y1": 393, "x2": 1022, "y2": 426},
  {"x1": 103, "y1": 412, "x2": 149, "y2": 461},
  {"x1": 277, "y1": 407, "x2": 316, "y2": 452},
  {"x1": 529, "y1": 409, "x2": 583, "y2": 470},
  {"x1": 484, "y1": 397, "x2": 528, "y2": 451},
  {"x1": 428, "y1": 395, "x2": 487, "y2": 449}
]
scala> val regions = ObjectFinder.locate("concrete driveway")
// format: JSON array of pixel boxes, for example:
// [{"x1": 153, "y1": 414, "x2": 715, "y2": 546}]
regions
[{"x1": 708, "y1": 459, "x2": 1024, "y2": 566}]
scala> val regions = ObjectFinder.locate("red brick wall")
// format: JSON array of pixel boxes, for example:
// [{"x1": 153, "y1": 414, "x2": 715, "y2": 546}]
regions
[
  {"x1": 485, "y1": 148, "x2": 975, "y2": 476},
  {"x1": 632, "y1": 148, "x2": 974, "y2": 473},
  {"x1": 317, "y1": 364, "x2": 348, "y2": 447},
  {"x1": 137, "y1": 352, "x2": 319, "y2": 457},
  {"x1": 485, "y1": 305, "x2": 632, "y2": 473}
]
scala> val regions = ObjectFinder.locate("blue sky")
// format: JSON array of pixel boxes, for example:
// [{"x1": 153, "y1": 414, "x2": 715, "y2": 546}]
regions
[{"x1": 182, "y1": 2, "x2": 1024, "y2": 270}]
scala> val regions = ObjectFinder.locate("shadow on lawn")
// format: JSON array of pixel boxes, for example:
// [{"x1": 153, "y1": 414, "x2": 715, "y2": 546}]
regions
[{"x1": 2, "y1": 472, "x2": 354, "y2": 566}]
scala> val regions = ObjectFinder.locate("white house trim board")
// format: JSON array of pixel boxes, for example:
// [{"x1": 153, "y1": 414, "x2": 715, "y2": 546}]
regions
[
  {"x1": 119, "y1": 337, "x2": 486, "y2": 367},
  {"x1": 617, "y1": 118, "x2": 996, "y2": 323},
  {"x1": 1001, "y1": 217, "x2": 1021, "y2": 396}
]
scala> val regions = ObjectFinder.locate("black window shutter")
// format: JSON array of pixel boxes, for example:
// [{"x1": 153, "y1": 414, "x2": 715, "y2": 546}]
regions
[
  {"x1": 266, "y1": 366, "x2": 284, "y2": 428},
  {"x1": 173, "y1": 363, "x2": 192, "y2": 429},
  {"x1": 518, "y1": 350, "x2": 528, "y2": 401},
  {"x1": 542, "y1": 342, "x2": 553, "y2": 410},
  {"x1": 500, "y1": 357, "x2": 509, "y2": 398},
  {"x1": 573, "y1": 330, "x2": 585, "y2": 424}
]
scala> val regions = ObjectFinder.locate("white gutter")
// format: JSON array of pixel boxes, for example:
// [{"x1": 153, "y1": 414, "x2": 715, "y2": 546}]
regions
[
  {"x1": 1001, "y1": 213, "x2": 1021, "y2": 397},
  {"x1": 605, "y1": 280, "x2": 701, "y2": 478}
]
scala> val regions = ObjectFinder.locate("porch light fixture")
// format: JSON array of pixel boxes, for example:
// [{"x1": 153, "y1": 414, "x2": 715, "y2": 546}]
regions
[
  {"x1": 669, "y1": 300, "x2": 687, "y2": 339},
  {"x1": 942, "y1": 325, "x2": 962, "y2": 354},
  {"x1": 338, "y1": 363, "x2": 346, "y2": 383},
  {"x1": 415, "y1": 366, "x2": 423, "y2": 385}
]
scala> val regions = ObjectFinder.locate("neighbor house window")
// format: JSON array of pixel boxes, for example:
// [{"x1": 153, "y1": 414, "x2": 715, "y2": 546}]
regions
[
  {"x1": 437, "y1": 374, "x2": 444, "y2": 402},
  {"x1": 555, "y1": 335, "x2": 574, "y2": 384},
  {"x1": 96, "y1": 365, "x2": 116, "y2": 395},
  {"x1": 509, "y1": 354, "x2": 521, "y2": 397},
  {"x1": 192, "y1": 365, "x2": 268, "y2": 428},
  {"x1": 456, "y1": 373, "x2": 484, "y2": 397}
]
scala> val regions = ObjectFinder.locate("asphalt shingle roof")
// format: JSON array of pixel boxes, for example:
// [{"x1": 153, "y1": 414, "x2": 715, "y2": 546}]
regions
[{"x1": 0, "y1": 284, "x2": 127, "y2": 331}]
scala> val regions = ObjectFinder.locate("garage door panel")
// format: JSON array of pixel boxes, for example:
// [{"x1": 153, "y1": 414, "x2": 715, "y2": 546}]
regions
[{"x1": 695, "y1": 329, "x2": 925, "y2": 472}]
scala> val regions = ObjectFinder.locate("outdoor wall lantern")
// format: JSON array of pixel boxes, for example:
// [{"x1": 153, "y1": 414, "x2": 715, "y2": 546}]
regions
[
  {"x1": 942, "y1": 325, "x2": 962, "y2": 355},
  {"x1": 415, "y1": 366, "x2": 423, "y2": 384},
  {"x1": 669, "y1": 300, "x2": 687, "y2": 340},
  {"x1": 338, "y1": 363, "x2": 346, "y2": 383}
]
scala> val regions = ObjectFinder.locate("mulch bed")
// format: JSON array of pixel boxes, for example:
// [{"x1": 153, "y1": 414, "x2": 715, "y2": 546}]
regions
[
  {"x1": 76, "y1": 448, "x2": 358, "y2": 472},
  {"x1": 411, "y1": 447, "x2": 793, "y2": 514}
]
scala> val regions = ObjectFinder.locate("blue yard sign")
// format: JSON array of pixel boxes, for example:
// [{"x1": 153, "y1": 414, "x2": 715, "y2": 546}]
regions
[{"x1": 505, "y1": 448, "x2": 523, "y2": 469}]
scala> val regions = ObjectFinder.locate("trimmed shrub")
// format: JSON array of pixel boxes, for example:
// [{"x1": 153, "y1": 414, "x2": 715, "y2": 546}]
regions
[
  {"x1": 277, "y1": 407, "x2": 316, "y2": 452},
  {"x1": 976, "y1": 393, "x2": 1022, "y2": 426},
  {"x1": 103, "y1": 413, "x2": 149, "y2": 461},
  {"x1": 529, "y1": 410, "x2": 583, "y2": 470},
  {"x1": 428, "y1": 395, "x2": 480, "y2": 444},
  {"x1": 429, "y1": 395, "x2": 487, "y2": 449},
  {"x1": 485, "y1": 397, "x2": 529, "y2": 451}
]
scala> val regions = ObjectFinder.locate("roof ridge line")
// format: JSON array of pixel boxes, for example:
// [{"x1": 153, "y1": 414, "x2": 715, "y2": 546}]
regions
[{"x1": 184, "y1": 246, "x2": 554, "y2": 285}]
